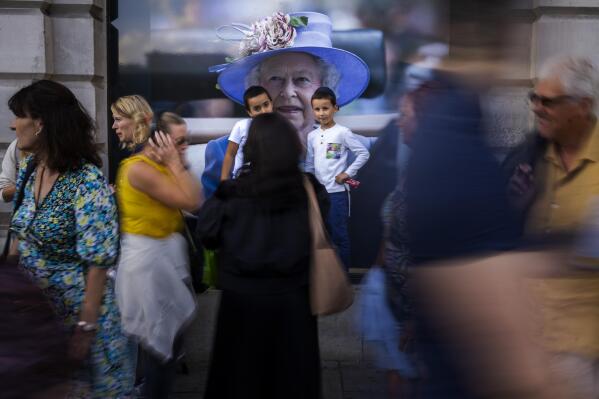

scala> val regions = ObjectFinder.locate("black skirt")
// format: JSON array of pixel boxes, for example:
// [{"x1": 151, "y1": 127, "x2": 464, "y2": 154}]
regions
[{"x1": 204, "y1": 286, "x2": 321, "y2": 399}]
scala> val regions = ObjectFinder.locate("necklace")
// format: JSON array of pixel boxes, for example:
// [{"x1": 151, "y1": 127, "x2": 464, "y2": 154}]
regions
[{"x1": 35, "y1": 166, "x2": 46, "y2": 208}]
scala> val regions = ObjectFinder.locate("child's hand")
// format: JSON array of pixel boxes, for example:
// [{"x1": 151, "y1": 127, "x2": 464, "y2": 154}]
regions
[{"x1": 335, "y1": 172, "x2": 350, "y2": 184}]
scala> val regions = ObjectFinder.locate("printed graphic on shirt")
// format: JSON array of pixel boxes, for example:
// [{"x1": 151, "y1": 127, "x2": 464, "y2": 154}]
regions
[{"x1": 326, "y1": 143, "x2": 343, "y2": 159}]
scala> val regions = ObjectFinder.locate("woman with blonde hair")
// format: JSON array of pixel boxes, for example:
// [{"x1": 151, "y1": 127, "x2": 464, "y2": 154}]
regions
[
  {"x1": 111, "y1": 95, "x2": 154, "y2": 151},
  {"x1": 111, "y1": 96, "x2": 202, "y2": 398}
]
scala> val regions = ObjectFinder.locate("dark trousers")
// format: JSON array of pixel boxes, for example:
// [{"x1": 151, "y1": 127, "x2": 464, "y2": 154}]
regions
[
  {"x1": 326, "y1": 190, "x2": 351, "y2": 269},
  {"x1": 142, "y1": 335, "x2": 184, "y2": 399}
]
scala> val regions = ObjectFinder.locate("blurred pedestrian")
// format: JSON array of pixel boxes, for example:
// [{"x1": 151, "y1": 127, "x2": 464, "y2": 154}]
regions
[
  {"x1": 367, "y1": 86, "x2": 432, "y2": 398},
  {"x1": 111, "y1": 96, "x2": 202, "y2": 399},
  {"x1": 400, "y1": 2, "x2": 561, "y2": 397},
  {"x1": 506, "y1": 55, "x2": 599, "y2": 398},
  {"x1": 196, "y1": 112, "x2": 328, "y2": 399},
  {"x1": 0, "y1": 264, "x2": 72, "y2": 399},
  {"x1": 7, "y1": 79, "x2": 134, "y2": 397},
  {"x1": 349, "y1": 42, "x2": 447, "y2": 269}
]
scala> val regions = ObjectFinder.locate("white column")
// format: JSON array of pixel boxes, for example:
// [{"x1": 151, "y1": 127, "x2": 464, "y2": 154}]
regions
[{"x1": 0, "y1": 0, "x2": 106, "y2": 221}]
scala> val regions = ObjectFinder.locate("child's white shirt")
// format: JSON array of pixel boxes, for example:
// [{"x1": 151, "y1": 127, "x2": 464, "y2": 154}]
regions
[
  {"x1": 228, "y1": 118, "x2": 252, "y2": 178},
  {"x1": 305, "y1": 123, "x2": 370, "y2": 193}
]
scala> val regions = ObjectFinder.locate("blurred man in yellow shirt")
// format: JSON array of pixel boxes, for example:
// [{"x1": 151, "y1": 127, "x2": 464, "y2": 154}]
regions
[{"x1": 507, "y1": 56, "x2": 599, "y2": 398}]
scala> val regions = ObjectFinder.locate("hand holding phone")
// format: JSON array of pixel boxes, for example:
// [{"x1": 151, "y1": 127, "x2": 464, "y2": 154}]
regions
[{"x1": 508, "y1": 163, "x2": 535, "y2": 210}]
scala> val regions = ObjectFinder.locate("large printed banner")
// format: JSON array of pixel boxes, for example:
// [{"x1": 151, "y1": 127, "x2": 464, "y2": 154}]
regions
[
  {"x1": 110, "y1": 0, "x2": 444, "y2": 267},
  {"x1": 113, "y1": 0, "x2": 443, "y2": 119}
]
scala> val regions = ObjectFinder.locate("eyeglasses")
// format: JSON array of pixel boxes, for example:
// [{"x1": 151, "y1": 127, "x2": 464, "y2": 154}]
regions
[
  {"x1": 528, "y1": 92, "x2": 578, "y2": 108},
  {"x1": 174, "y1": 137, "x2": 190, "y2": 146}
]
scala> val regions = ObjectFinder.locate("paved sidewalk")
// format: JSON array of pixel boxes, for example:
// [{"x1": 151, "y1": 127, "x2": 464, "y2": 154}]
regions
[
  {"x1": 171, "y1": 362, "x2": 387, "y2": 399},
  {"x1": 171, "y1": 288, "x2": 389, "y2": 399}
]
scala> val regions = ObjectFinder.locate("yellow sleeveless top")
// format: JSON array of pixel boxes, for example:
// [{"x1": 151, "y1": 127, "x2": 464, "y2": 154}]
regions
[{"x1": 116, "y1": 154, "x2": 183, "y2": 238}]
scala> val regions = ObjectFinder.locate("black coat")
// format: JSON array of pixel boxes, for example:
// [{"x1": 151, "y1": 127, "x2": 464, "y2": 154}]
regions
[
  {"x1": 350, "y1": 119, "x2": 400, "y2": 267},
  {"x1": 195, "y1": 173, "x2": 329, "y2": 294}
]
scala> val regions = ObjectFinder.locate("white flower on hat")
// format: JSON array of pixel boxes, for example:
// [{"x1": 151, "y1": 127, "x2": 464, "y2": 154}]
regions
[{"x1": 239, "y1": 12, "x2": 307, "y2": 58}]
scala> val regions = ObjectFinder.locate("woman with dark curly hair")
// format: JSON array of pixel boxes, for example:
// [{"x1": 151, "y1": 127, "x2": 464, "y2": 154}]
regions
[{"x1": 7, "y1": 80, "x2": 134, "y2": 397}]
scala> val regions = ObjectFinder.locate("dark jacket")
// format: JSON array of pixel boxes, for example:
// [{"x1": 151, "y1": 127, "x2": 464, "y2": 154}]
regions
[
  {"x1": 500, "y1": 132, "x2": 548, "y2": 236},
  {"x1": 350, "y1": 119, "x2": 400, "y2": 267},
  {"x1": 405, "y1": 73, "x2": 519, "y2": 264},
  {"x1": 404, "y1": 73, "x2": 520, "y2": 399},
  {"x1": 195, "y1": 173, "x2": 329, "y2": 294},
  {"x1": 201, "y1": 135, "x2": 229, "y2": 199},
  {"x1": 501, "y1": 132, "x2": 547, "y2": 182}
]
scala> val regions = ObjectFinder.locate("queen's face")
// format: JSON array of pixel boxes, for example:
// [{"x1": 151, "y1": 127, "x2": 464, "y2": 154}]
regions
[{"x1": 258, "y1": 52, "x2": 323, "y2": 142}]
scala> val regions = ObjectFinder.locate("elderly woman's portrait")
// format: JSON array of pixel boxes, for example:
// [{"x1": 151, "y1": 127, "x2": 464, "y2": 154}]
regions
[
  {"x1": 211, "y1": 12, "x2": 370, "y2": 146},
  {"x1": 114, "y1": 0, "x2": 446, "y2": 266},
  {"x1": 251, "y1": 52, "x2": 331, "y2": 142}
]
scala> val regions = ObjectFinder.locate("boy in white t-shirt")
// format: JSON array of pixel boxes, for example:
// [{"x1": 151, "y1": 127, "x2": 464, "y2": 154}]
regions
[
  {"x1": 305, "y1": 87, "x2": 370, "y2": 269},
  {"x1": 220, "y1": 86, "x2": 273, "y2": 181}
]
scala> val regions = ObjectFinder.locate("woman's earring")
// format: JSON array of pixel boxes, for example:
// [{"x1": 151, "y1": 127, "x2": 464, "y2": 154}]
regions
[{"x1": 34, "y1": 128, "x2": 42, "y2": 136}]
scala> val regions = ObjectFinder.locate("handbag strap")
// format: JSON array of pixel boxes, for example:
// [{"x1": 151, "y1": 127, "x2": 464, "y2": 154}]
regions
[
  {"x1": 302, "y1": 175, "x2": 329, "y2": 249},
  {"x1": 179, "y1": 211, "x2": 198, "y2": 253},
  {"x1": 2, "y1": 158, "x2": 37, "y2": 259}
]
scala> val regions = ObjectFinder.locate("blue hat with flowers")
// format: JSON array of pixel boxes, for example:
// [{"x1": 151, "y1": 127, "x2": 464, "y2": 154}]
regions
[{"x1": 209, "y1": 11, "x2": 370, "y2": 107}]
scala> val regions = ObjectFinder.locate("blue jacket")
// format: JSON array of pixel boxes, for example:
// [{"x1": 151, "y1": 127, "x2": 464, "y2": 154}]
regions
[{"x1": 201, "y1": 135, "x2": 230, "y2": 199}]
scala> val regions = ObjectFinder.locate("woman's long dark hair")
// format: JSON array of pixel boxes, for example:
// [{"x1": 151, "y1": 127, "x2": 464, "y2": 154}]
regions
[
  {"x1": 229, "y1": 113, "x2": 303, "y2": 200},
  {"x1": 8, "y1": 80, "x2": 101, "y2": 172}
]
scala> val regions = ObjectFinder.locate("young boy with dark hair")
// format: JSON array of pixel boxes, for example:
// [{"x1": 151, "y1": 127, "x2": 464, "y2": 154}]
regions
[
  {"x1": 220, "y1": 86, "x2": 273, "y2": 180},
  {"x1": 305, "y1": 87, "x2": 370, "y2": 269}
]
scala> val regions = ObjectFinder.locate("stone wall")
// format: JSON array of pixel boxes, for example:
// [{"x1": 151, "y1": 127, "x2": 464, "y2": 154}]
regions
[
  {"x1": 486, "y1": 1, "x2": 599, "y2": 152},
  {"x1": 0, "y1": 0, "x2": 106, "y2": 228}
]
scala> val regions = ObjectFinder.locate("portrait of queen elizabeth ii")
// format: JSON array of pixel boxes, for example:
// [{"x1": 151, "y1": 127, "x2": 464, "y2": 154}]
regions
[
  {"x1": 211, "y1": 11, "x2": 371, "y2": 145},
  {"x1": 200, "y1": 11, "x2": 371, "y2": 199}
]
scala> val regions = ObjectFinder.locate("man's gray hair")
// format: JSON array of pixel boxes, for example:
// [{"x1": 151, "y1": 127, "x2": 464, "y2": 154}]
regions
[
  {"x1": 539, "y1": 55, "x2": 599, "y2": 115},
  {"x1": 245, "y1": 53, "x2": 341, "y2": 96}
]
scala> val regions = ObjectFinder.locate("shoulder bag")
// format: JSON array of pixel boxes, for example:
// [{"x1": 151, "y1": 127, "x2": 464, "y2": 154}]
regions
[{"x1": 303, "y1": 176, "x2": 353, "y2": 316}]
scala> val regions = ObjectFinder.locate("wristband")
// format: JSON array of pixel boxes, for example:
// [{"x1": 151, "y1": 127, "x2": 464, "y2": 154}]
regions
[{"x1": 76, "y1": 320, "x2": 98, "y2": 332}]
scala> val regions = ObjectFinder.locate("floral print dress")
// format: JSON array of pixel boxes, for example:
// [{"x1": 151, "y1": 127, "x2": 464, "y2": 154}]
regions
[
  {"x1": 380, "y1": 184, "x2": 412, "y2": 322},
  {"x1": 11, "y1": 157, "x2": 134, "y2": 398}
]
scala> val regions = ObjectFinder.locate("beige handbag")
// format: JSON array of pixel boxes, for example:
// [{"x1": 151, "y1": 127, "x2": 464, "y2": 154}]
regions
[{"x1": 303, "y1": 176, "x2": 353, "y2": 316}]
